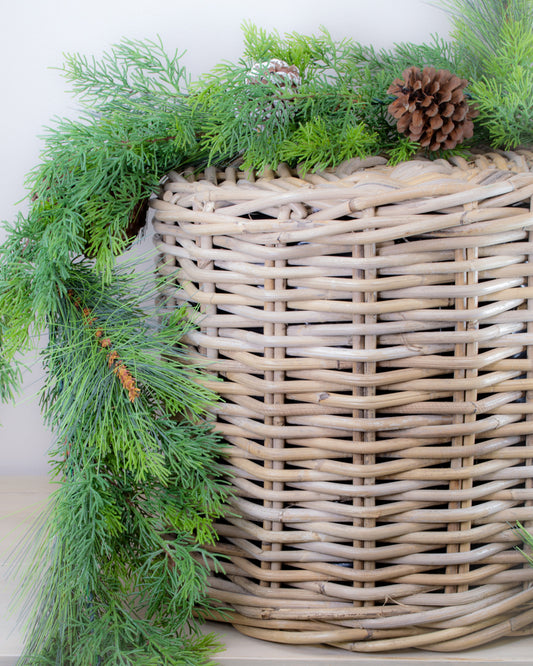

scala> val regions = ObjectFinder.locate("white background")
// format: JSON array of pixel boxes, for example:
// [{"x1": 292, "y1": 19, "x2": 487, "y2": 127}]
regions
[{"x1": 0, "y1": 0, "x2": 450, "y2": 475}]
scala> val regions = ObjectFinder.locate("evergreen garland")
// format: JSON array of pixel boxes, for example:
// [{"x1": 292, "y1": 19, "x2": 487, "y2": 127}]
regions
[
  {"x1": 193, "y1": 25, "x2": 460, "y2": 171},
  {"x1": 13, "y1": 265, "x2": 230, "y2": 665},
  {"x1": 1, "y1": 2, "x2": 532, "y2": 663}
]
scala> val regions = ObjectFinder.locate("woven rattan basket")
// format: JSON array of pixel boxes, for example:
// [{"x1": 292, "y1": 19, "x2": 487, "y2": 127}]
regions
[{"x1": 152, "y1": 150, "x2": 533, "y2": 652}]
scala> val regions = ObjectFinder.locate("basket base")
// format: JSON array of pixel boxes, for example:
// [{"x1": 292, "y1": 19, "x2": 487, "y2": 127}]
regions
[
  {"x1": 205, "y1": 602, "x2": 533, "y2": 652},
  {"x1": 201, "y1": 619, "x2": 533, "y2": 662}
]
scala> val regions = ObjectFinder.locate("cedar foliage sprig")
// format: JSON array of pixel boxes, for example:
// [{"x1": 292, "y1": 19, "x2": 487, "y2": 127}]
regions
[
  {"x1": 278, "y1": 116, "x2": 379, "y2": 173},
  {"x1": 14, "y1": 264, "x2": 230, "y2": 665},
  {"x1": 60, "y1": 36, "x2": 191, "y2": 111}
]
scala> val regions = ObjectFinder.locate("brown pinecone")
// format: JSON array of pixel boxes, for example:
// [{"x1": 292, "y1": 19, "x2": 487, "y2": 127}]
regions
[{"x1": 387, "y1": 66, "x2": 478, "y2": 151}]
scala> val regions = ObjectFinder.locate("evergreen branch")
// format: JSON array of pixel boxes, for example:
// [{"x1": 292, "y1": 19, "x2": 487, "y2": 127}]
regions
[
  {"x1": 279, "y1": 115, "x2": 379, "y2": 172},
  {"x1": 513, "y1": 521, "x2": 533, "y2": 567},
  {"x1": 60, "y1": 36, "x2": 190, "y2": 112},
  {"x1": 387, "y1": 136, "x2": 421, "y2": 165},
  {"x1": 439, "y1": 0, "x2": 533, "y2": 78},
  {"x1": 471, "y1": 70, "x2": 533, "y2": 148},
  {"x1": 13, "y1": 262, "x2": 230, "y2": 663},
  {"x1": 0, "y1": 217, "x2": 42, "y2": 358},
  {"x1": 0, "y1": 346, "x2": 23, "y2": 403},
  {"x1": 15, "y1": 465, "x2": 224, "y2": 665},
  {"x1": 440, "y1": 0, "x2": 533, "y2": 149},
  {"x1": 241, "y1": 22, "x2": 357, "y2": 82},
  {"x1": 40, "y1": 264, "x2": 222, "y2": 481}
]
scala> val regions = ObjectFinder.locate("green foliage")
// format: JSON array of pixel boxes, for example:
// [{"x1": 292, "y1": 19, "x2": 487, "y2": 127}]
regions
[
  {"x1": 27, "y1": 112, "x2": 188, "y2": 288},
  {"x1": 241, "y1": 22, "x2": 359, "y2": 81},
  {"x1": 193, "y1": 64, "x2": 297, "y2": 172},
  {"x1": 344, "y1": 36, "x2": 459, "y2": 153},
  {"x1": 440, "y1": 0, "x2": 533, "y2": 77},
  {"x1": 41, "y1": 265, "x2": 220, "y2": 479},
  {"x1": 514, "y1": 521, "x2": 533, "y2": 567},
  {"x1": 16, "y1": 466, "x2": 224, "y2": 665},
  {"x1": 472, "y1": 70, "x2": 533, "y2": 148},
  {"x1": 0, "y1": 36, "x2": 232, "y2": 666},
  {"x1": 0, "y1": 216, "x2": 40, "y2": 368},
  {"x1": 0, "y1": 347, "x2": 23, "y2": 404},
  {"x1": 279, "y1": 116, "x2": 379, "y2": 172},
  {"x1": 14, "y1": 264, "x2": 230, "y2": 664},
  {"x1": 387, "y1": 136, "x2": 422, "y2": 166},
  {"x1": 22, "y1": 38, "x2": 200, "y2": 294},
  {"x1": 193, "y1": 26, "x2": 461, "y2": 172},
  {"x1": 442, "y1": 0, "x2": 533, "y2": 148},
  {"x1": 60, "y1": 36, "x2": 191, "y2": 111}
]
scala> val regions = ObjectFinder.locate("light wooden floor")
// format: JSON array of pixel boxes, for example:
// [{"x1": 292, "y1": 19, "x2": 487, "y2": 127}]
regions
[{"x1": 2, "y1": 477, "x2": 533, "y2": 665}]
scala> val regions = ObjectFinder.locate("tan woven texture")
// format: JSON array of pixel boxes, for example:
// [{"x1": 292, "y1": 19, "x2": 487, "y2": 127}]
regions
[{"x1": 152, "y1": 150, "x2": 533, "y2": 652}]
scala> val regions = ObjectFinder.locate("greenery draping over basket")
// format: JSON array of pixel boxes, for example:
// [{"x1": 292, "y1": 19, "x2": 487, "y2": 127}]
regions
[{"x1": 1, "y1": 0, "x2": 533, "y2": 663}]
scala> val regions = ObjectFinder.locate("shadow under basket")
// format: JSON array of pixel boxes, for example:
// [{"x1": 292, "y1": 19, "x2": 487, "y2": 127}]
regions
[{"x1": 152, "y1": 150, "x2": 533, "y2": 652}]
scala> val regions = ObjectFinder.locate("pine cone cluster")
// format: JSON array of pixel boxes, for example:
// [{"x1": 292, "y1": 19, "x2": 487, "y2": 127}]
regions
[{"x1": 387, "y1": 66, "x2": 478, "y2": 151}]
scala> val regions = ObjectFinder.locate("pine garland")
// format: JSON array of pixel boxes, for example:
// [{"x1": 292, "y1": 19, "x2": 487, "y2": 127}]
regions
[{"x1": 1, "y1": 3, "x2": 532, "y2": 663}]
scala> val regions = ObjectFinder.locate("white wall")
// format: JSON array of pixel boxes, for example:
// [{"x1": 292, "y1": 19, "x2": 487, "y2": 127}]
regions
[{"x1": 0, "y1": 0, "x2": 450, "y2": 475}]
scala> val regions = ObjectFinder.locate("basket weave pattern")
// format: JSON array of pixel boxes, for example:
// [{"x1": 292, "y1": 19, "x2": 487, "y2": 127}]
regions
[{"x1": 153, "y1": 151, "x2": 533, "y2": 651}]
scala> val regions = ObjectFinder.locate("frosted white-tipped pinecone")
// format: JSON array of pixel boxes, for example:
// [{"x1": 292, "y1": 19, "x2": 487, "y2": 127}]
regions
[
  {"x1": 242, "y1": 58, "x2": 301, "y2": 130},
  {"x1": 246, "y1": 58, "x2": 301, "y2": 87}
]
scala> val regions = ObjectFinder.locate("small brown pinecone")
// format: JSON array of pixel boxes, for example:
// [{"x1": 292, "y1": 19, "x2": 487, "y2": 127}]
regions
[{"x1": 387, "y1": 66, "x2": 478, "y2": 151}]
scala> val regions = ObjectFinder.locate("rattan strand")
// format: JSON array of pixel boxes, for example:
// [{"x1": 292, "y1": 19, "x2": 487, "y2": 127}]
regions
[{"x1": 153, "y1": 150, "x2": 533, "y2": 652}]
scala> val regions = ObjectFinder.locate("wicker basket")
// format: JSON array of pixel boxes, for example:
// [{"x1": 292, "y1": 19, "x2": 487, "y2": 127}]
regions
[{"x1": 152, "y1": 150, "x2": 533, "y2": 652}]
